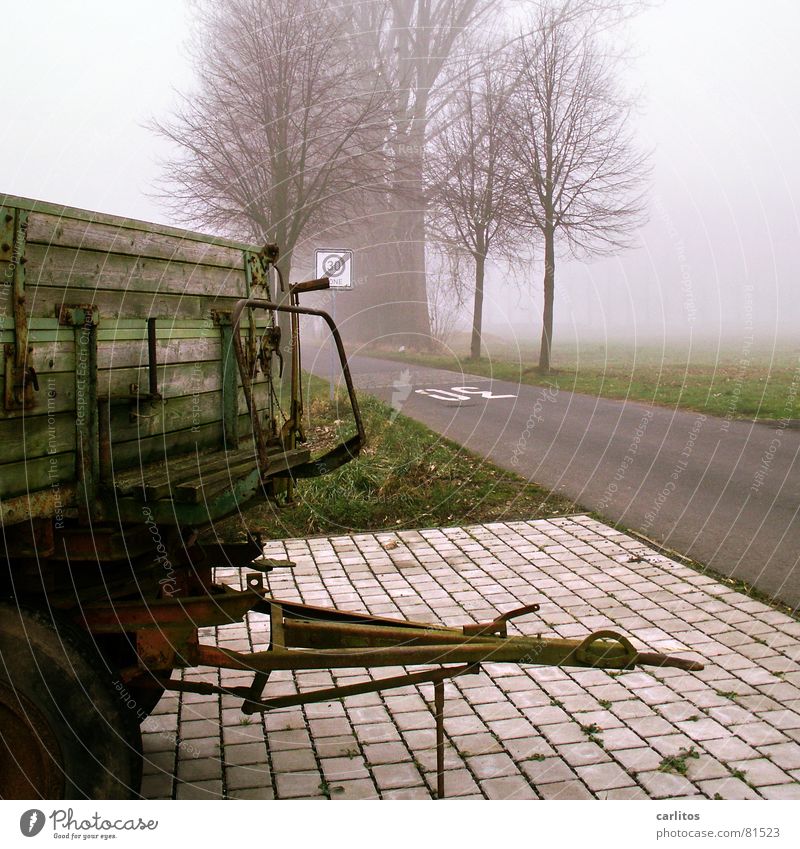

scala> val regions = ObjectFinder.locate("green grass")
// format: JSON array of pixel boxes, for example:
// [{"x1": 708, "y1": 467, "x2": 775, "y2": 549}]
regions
[
  {"x1": 366, "y1": 338, "x2": 800, "y2": 422},
  {"x1": 220, "y1": 374, "x2": 575, "y2": 541},
  {"x1": 658, "y1": 747, "x2": 700, "y2": 775}
]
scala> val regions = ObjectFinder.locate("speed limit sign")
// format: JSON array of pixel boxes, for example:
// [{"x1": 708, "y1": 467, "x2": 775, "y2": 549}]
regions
[{"x1": 315, "y1": 248, "x2": 353, "y2": 289}]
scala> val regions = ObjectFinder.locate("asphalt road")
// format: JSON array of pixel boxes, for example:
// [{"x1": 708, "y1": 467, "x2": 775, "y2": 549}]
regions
[{"x1": 306, "y1": 345, "x2": 800, "y2": 610}]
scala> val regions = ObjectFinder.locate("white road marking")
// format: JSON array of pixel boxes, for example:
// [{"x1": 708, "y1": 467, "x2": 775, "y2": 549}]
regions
[{"x1": 415, "y1": 386, "x2": 517, "y2": 402}]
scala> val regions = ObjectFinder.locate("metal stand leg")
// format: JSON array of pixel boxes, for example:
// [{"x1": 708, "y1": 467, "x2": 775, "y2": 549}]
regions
[{"x1": 434, "y1": 679, "x2": 445, "y2": 799}]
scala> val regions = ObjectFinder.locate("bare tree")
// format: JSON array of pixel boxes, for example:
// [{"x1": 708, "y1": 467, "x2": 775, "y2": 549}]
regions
[
  {"x1": 154, "y1": 0, "x2": 386, "y2": 283},
  {"x1": 507, "y1": 1, "x2": 650, "y2": 373},
  {"x1": 426, "y1": 242, "x2": 470, "y2": 346},
  {"x1": 428, "y1": 49, "x2": 523, "y2": 360}
]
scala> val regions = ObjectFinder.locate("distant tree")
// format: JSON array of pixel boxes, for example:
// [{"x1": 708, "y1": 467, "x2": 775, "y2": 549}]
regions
[
  {"x1": 507, "y1": 1, "x2": 650, "y2": 373},
  {"x1": 428, "y1": 49, "x2": 522, "y2": 360},
  {"x1": 426, "y1": 243, "x2": 470, "y2": 346},
  {"x1": 344, "y1": 0, "x2": 501, "y2": 348},
  {"x1": 154, "y1": 0, "x2": 386, "y2": 283}
]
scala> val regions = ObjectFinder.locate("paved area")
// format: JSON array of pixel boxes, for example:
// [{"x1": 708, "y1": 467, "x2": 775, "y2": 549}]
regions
[
  {"x1": 305, "y1": 346, "x2": 800, "y2": 608},
  {"x1": 140, "y1": 517, "x2": 800, "y2": 800}
]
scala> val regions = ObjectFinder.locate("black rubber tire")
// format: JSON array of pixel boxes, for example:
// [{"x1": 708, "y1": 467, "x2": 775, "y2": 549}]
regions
[{"x1": 0, "y1": 603, "x2": 143, "y2": 799}]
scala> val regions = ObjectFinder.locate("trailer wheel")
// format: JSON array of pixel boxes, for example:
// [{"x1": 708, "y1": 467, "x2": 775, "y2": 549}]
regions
[{"x1": 0, "y1": 604, "x2": 142, "y2": 799}]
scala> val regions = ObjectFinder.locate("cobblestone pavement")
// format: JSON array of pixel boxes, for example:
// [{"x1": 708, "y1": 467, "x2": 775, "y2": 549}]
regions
[{"x1": 140, "y1": 516, "x2": 800, "y2": 800}]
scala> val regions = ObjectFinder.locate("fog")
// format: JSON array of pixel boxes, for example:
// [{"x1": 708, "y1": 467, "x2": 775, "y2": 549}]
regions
[
  {"x1": 2, "y1": 0, "x2": 798, "y2": 350},
  {"x1": 484, "y1": 0, "x2": 800, "y2": 349}
]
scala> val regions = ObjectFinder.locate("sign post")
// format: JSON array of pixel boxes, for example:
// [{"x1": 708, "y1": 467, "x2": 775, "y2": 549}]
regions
[{"x1": 315, "y1": 249, "x2": 353, "y2": 400}]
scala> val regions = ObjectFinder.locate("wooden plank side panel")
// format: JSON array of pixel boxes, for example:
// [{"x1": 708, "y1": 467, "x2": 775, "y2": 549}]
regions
[
  {"x1": 0, "y1": 336, "x2": 221, "y2": 384},
  {"x1": 0, "y1": 330, "x2": 272, "y2": 421},
  {"x1": 0, "y1": 195, "x2": 280, "y2": 509},
  {"x1": 0, "y1": 452, "x2": 76, "y2": 500},
  {"x1": 26, "y1": 211, "x2": 247, "y2": 270},
  {"x1": 100, "y1": 383, "x2": 270, "y2": 446},
  {"x1": 103, "y1": 411, "x2": 265, "y2": 474},
  {"x1": 99, "y1": 337, "x2": 223, "y2": 370},
  {"x1": 1, "y1": 193, "x2": 260, "y2": 254},
  {"x1": 27, "y1": 285, "x2": 239, "y2": 321},
  {"x1": 0, "y1": 384, "x2": 270, "y2": 467},
  {"x1": 0, "y1": 371, "x2": 76, "y2": 416},
  {"x1": 99, "y1": 359, "x2": 228, "y2": 397},
  {"x1": 0, "y1": 411, "x2": 76, "y2": 462},
  {"x1": 25, "y1": 243, "x2": 248, "y2": 298}
]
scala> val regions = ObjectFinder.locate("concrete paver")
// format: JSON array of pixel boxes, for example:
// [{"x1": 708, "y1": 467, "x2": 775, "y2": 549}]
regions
[{"x1": 140, "y1": 517, "x2": 800, "y2": 799}]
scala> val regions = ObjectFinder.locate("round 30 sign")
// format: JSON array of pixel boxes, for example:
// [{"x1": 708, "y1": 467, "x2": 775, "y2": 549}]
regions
[{"x1": 315, "y1": 248, "x2": 353, "y2": 289}]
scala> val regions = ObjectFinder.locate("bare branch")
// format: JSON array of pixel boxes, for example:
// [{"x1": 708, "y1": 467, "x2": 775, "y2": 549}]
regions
[{"x1": 504, "y1": 0, "x2": 652, "y2": 371}]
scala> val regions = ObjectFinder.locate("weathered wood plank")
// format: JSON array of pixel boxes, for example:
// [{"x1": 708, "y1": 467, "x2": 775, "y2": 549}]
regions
[
  {"x1": 0, "y1": 451, "x2": 75, "y2": 499},
  {"x1": 0, "y1": 328, "x2": 73, "y2": 345},
  {"x1": 173, "y1": 447, "x2": 310, "y2": 503},
  {"x1": 96, "y1": 359, "x2": 271, "y2": 397},
  {"x1": 0, "y1": 383, "x2": 271, "y2": 466},
  {"x1": 0, "y1": 338, "x2": 219, "y2": 377},
  {"x1": 97, "y1": 327, "x2": 219, "y2": 342},
  {"x1": 0, "y1": 319, "x2": 265, "y2": 341},
  {"x1": 27, "y1": 284, "x2": 239, "y2": 321},
  {"x1": 0, "y1": 338, "x2": 271, "y2": 419},
  {"x1": 110, "y1": 441, "x2": 307, "y2": 502},
  {"x1": 0, "y1": 411, "x2": 76, "y2": 463},
  {"x1": 25, "y1": 243, "x2": 247, "y2": 298},
  {"x1": 101, "y1": 411, "x2": 263, "y2": 475},
  {"x1": 109, "y1": 443, "x2": 235, "y2": 498},
  {"x1": 99, "y1": 337, "x2": 223, "y2": 370},
  {"x1": 0, "y1": 193, "x2": 260, "y2": 253},
  {"x1": 114, "y1": 442, "x2": 260, "y2": 500},
  {"x1": 26, "y1": 211, "x2": 247, "y2": 270},
  {"x1": 0, "y1": 371, "x2": 76, "y2": 416},
  {"x1": 97, "y1": 360, "x2": 216, "y2": 397},
  {"x1": 99, "y1": 384, "x2": 269, "y2": 444}
]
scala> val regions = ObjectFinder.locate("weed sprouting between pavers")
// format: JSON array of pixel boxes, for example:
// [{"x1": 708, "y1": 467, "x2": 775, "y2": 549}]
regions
[{"x1": 658, "y1": 747, "x2": 700, "y2": 775}]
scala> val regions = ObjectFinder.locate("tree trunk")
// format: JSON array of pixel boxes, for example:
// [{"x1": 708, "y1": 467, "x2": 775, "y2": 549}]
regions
[
  {"x1": 470, "y1": 250, "x2": 486, "y2": 360},
  {"x1": 394, "y1": 202, "x2": 431, "y2": 349},
  {"x1": 538, "y1": 224, "x2": 555, "y2": 373},
  {"x1": 390, "y1": 120, "x2": 432, "y2": 350}
]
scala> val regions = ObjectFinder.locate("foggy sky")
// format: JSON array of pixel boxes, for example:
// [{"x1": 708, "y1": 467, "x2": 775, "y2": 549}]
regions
[{"x1": 2, "y1": 0, "x2": 798, "y2": 347}]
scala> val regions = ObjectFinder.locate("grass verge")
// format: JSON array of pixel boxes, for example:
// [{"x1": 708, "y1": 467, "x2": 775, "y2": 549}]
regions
[
  {"x1": 222, "y1": 374, "x2": 575, "y2": 540},
  {"x1": 365, "y1": 341, "x2": 800, "y2": 422}
]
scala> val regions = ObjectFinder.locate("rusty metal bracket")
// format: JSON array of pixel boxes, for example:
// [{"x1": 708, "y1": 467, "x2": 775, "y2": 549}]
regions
[
  {"x1": 462, "y1": 602, "x2": 541, "y2": 638},
  {"x1": 229, "y1": 298, "x2": 366, "y2": 481},
  {"x1": 213, "y1": 312, "x2": 240, "y2": 447},
  {"x1": 76, "y1": 587, "x2": 702, "y2": 798},
  {"x1": 161, "y1": 661, "x2": 480, "y2": 799},
  {"x1": 135, "y1": 628, "x2": 198, "y2": 672},
  {"x1": 245, "y1": 245, "x2": 277, "y2": 291},
  {"x1": 574, "y1": 629, "x2": 638, "y2": 669},
  {"x1": 76, "y1": 585, "x2": 266, "y2": 633}
]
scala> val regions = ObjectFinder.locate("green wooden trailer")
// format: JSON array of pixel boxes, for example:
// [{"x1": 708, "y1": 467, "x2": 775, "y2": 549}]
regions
[
  {"x1": 0, "y1": 193, "x2": 366, "y2": 798},
  {"x1": 0, "y1": 194, "x2": 701, "y2": 801}
]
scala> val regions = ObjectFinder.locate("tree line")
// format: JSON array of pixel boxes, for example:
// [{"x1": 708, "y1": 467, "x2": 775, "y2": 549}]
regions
[{"x1": 156, "y1": 0, "x2": 650, "y2": 373}]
